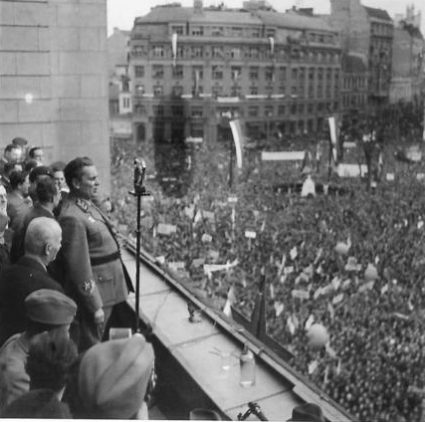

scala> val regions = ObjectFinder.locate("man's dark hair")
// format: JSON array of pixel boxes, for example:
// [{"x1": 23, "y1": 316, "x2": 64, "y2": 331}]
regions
[
  {"x1": 26, "y1": 330, "x2": 78, "y2": 392},
  {"x1": 29, "y1": 165, "x2": 53, "y2": 184},
  {"x1": 24, "y1": 159, "x2": 39, "y2": 173},
  {"x1": 28, "y1": 147, "x2": 42, "y2": 159},
  {"x1": 4, "y1": 144, "x2": 20, "y2": 154},
  {"x1": 9, "y1": 170, "x2": 28, "y2": 190},
  {"x1": 64, "y1": 157, "x2": 94, "y2": 191},
  {"x1": 36, "y1": 177, "x2": 58, "y2": 204},
  {"x1": 4, "y1": 162, "x2": 19, "y2": 176}
]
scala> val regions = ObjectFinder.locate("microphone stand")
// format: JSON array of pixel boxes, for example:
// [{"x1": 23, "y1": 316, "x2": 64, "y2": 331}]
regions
[{"x1": 129, "y1": 158, "x2": 151, "y2": 333}]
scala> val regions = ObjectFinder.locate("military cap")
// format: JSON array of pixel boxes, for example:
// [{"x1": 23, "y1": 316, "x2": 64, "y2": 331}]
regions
[
  {"x1": 78, "y1": 333, "x2": 155, "y2": 419},
  {"x1": 11, "y1": 137, "x2": 28, "y2": 147},
  {"x1": 25, "y1": 289, "x2": 77, "y2": 325}
]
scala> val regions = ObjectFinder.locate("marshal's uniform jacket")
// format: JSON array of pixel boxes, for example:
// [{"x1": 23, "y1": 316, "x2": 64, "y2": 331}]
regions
[{"x1": 57, "y1": 195, "x2": 130, "y2": 350}]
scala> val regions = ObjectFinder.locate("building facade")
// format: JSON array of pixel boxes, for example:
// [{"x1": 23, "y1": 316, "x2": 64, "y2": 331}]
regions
[
  {"x1": 390, "y1": 22, "x2": 425, "y2": 103},
  {"x1": 129, "y1": 1, "x2": 341, "y2": 145},
  {"x1": 0, "y1": 0, "x2": 110, "y2": 190},
  {"x1": 330, "y1": 0, "x2": 393, "y2": 113}
]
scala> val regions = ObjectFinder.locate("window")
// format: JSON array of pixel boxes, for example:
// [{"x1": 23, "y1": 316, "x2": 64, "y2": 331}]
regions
[
  {"x1": 231, "y1": 85, "x2": 242, "y2": 97},
  {"x1": 171, "y1": 26, "x2": 184, "y2": 35},
  {"x1": 290, "y1": 103, "x2": 297, "y2": 114},
  {"x1": 231, "y1": 66, "x2": 242, "y2": 80},
  {"x1": 307, "y1": 103, "x2": 314, "y2": 113},
  {"x1": 172, "y1": 85, "x2": 183, "y2": 97},
  {"x1": 247, "y1": 47, "x2": 260, "y2": 59},
  {"x1": 172, "y1": 65, "x2": 184, "y2": 79},
  {"x1": 152, "y1": 65, "x2": 164, "y2": 79},
  {"x1": 135, "y1": 84, "x2": 145, "y2": 95},
  {"x1": 249, "y1": 67, "x2": 259, "y2": 80},
  {"x1": 231, "y1": 27, "x2": 243, "y2": 37},
  {"x1": 298, "y1": 103, "x2": 304, "y2": 114},
  {"x1": 191, "y1": 47, "x2": 203, "y2": 58},
  {"x1": 279, "y1": 85, "x2": 286, "y2": 95},
  {"x1": 252, "y1": 28, "x2": 260, "y2": 38},
  {"x1": 249, "y1": 85, "x2": 258, "y2": 95},
  {"x1": 230, "y1": 48, "x2": 241, "y2": 59},
  {"x1": 212, "y1": 46, "x2": 224, "y2": 58},
  {"x1": 291, "y1": 68, "x2": 298, "y2": 80},
  {"x1": 248, "y1": 106, "x2": 259, "y2": 117},
  {"x1": 191, "y1": 107, "x2": 203, "y2": 118},
  {"x1": 131, "y1": 46, "x2": 146, "y2": 57},
  {"x1": 291, "y1": 86, "x2": 297, "y2": 96},
  {"x1": 279, "y1": 67, "x2": 287, "y2": 81},
  {"x1": 265, "y1": 85, "x2": 273, "y2": 96},
  {"x1": 309, "y1": 68, "x2": 315, "y2": 80},
  {"x1": 212, "y1": 65, "x2": 224, "y2": 80},
  {"x1": 265, "y1": 28, "x2": 275, "y2": 38},
  {"x1": 152, "y1": 46, "x2": 165, "y2": 58},
  {"x1": 211, "y1": 26, "x2": 224, "y2": 36},
  {"x1": 191, "y1": 26, "x2": 204, "y2": 36},
  {"x1": 171, "y1": 105, "x2": 184, "y2": 116},
  {"x1": 153, "y1": 85, "x2": 163, "y2": 97},
  {"x1": 265, "y1": 67, "x2": 274, "y2": 82},
  {"x1": 134, "y1": 103, "x2": 146, "y2": 115},
  {"x1": 134, "y1": 66, "x2": 144, "y2": 78},
  {"x1": 153, "y1": 105, "x2": 164, "y2": 116},
  {"x1": 192, "y1": 66, "x2": 203, "y2": 80},
  {"x1": 264, "y1": 106, "x2": 273, "y2": 117},
  {"x1": 278, "y1": 105, "x2": 286, "y2": 116},
  {"x1": 212, "y1": 84, "x2": 223, "y2": 97},
  {"x1": 122, "y1": 97, "x2": 130, "y2": 109}
]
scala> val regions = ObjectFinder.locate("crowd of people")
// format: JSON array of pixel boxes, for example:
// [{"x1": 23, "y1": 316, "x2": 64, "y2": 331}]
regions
[
  {"x1": 0, "y1": 138, "x2": 156, "y2": 418},
  {"x1": 110, "y1": 108, "x2": 425, "y2": 422}
]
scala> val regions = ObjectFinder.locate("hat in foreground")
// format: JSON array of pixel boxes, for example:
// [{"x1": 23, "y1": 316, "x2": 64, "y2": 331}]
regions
[
  {"x1": 25, "y1": 289, "x2": 77, "y2": 325},
  {"x1": 78, "y1": 333, "x2": 155, "y2": 419},
  {"x1": 288, "y1": 403, "x2": 325, "y2": 422}
]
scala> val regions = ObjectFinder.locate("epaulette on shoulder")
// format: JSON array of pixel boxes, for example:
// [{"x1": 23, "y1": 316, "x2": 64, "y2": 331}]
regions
[{"x1": 75, "y1": 198, "x2": 90, "y2": 213}]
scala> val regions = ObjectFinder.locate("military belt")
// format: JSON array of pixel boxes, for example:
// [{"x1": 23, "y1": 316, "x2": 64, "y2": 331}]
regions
[{"x1": 90, "y1": 250, "x2": 120, "y2": 266}]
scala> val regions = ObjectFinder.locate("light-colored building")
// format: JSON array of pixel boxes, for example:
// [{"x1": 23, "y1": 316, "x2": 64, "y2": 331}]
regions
[
  {"x1": 390, "y1": 21, "x2": 425, "y2": 103},
  {"x1": 108, "y1": 29, "x2": 132, "y2": 139},
  {"x1": 0, "y1": 0, "x2": 110, "y2": 191},
  {"x1": 129, "y1": 0, "x2": 341, "y2": 145},
  {"x1": 330, "y1": 0, "x2": 393, "y2": 112}
]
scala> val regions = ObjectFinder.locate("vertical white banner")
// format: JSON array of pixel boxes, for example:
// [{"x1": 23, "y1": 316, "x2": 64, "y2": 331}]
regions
[
  {"x1": 229, "y1": 119, "x2": 244, "y2": 169},
  {"x1": 172, "y1": 33, "x2": 178, "y2": 67},
  {"x1": 328, "y1": 116, "x2": 338, "y2": 163},
  {"x1": 269, "y1": 37, "x2": 275, "y2": 55}
]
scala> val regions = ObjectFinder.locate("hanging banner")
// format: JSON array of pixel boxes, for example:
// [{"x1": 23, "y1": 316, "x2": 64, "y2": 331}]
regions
[
  {"x1": 269, "y1": 37, "x2": 275, "y2": 55},
  {"x1": 229, "y1": 119, "x2": 244, "y2": 169},
  {"x1": 172, "y1": 32, "x2": 178, "y2": 67},
  {"x1": 328, "y1": 116, "x2": 338, "y2": 164}
]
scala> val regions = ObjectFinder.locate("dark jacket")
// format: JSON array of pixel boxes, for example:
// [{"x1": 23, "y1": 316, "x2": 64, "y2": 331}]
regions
[
  {"x1": 10, "y1": 204, "x2": 55, "y2": 264},
  {"x1": 0, "y1": 256, "x2": 63, "y2": 346}
]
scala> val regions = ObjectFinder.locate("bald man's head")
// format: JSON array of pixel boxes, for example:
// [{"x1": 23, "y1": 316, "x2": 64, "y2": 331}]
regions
[{"x1": 25, "y1": 217, "x2": 62, "y2": 264}]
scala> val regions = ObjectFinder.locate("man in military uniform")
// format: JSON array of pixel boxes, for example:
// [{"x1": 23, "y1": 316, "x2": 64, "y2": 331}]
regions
[{"x1": 57, "y1": 157, "x2": 130, "y2": 351}]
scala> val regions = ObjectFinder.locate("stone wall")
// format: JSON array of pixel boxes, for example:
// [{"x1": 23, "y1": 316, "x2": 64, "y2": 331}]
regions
[{"x1": 0, "y1": 0, "x2": 110, "y2": 193}]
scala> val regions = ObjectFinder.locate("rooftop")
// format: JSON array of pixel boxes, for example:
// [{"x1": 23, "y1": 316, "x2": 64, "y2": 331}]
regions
[
  {"x1": 364, "y1": 6, "x2": 392, "y2": 22},
  {"x1": 342, "y1": 53, "x2": 367, "y2": 72},
  {"x1": 135, "y1": 5, "x2": 335, "y2": 32}
]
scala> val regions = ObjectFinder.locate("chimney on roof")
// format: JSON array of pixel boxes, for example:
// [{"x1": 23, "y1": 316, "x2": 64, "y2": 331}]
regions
[{"x1": 194, "y1": 0, "x2": 203, "y2": 14}]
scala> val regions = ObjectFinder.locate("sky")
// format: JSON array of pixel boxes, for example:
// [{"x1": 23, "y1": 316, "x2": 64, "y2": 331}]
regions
[{"x1": 107, "y1": 0, "x2": 425, "y2": 34}]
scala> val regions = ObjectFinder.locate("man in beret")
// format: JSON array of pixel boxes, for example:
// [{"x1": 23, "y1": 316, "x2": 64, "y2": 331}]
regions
[
  {"x1": 57, "y1": 157, "x2": 131, "y2": 352},
  {"x1": 0, "y1": 217, "x2": 64, "y2": 345},
  {"x1": 65, "y1": 333, "x2": 154, "y2": 419},
  {"x1": 0, "y1": 289, "x2": 77, "y2": 410}
]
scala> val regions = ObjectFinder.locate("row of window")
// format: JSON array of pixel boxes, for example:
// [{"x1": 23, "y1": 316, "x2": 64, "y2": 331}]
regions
[
  {"x1": 132, "y1": 101, "x2": 340, "y2": 117},
  {"x1": 343, "y1": 76, "x2": 368, "y2": 90},
  {"x1": 134, "y1": 82, "x2": 339, "y2": 99},
  {"x1": 370, "y1": 22, "x2": 393, "y2": 38},
  {"x1": 341, "y1": 93, "x2": 367, "y2": 108},
  {"x1": 130, "y1": 44, "x2": 340, "y2": 63},
  {"x1": 134, "y1": 64, "x2": 341, "y2": 83},
  {"x1": 167, "y1": 24, "x2": 336, "y2": 44}
]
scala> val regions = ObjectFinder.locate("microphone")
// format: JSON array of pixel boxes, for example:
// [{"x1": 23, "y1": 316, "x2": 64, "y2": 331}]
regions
[
  {"x1": 134, "y1": 158, "x2": 146, "y2": 194},
  {"x1": 249, "y1": 402, "x2": 268, "y2": 421}
]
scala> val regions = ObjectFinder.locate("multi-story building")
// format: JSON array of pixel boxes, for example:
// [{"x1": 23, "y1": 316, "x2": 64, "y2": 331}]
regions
[
  {"x1": 108, "y1": 28, "x2": 132, "y2": 139},
  {"x1": 390, "y1": 18, "x2": 425, "y2": 103},
  {"x1": 341, "y1": 53, "x2": 368, "y2": 124},
  {"x1": 129, "y1": 1, "x2": 341, "y2": 145},
  {"x1": 0, "y1": 0, "x2": 111, "y2": 190},
  {"x1": 330, "y1": 0, "x2": 393, "y2": 113}
]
